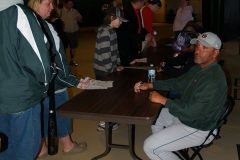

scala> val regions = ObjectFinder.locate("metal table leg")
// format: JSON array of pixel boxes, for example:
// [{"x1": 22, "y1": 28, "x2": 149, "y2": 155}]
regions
[
  {"x1": 128, "y1": 124, "x2": 142, "y2": 160},
  {"x1": 91, "y1": 123, "x2": 142, "y2": 160},
  {"x1": 91, "y1": 122, "x2": 111, "y2": 160}
]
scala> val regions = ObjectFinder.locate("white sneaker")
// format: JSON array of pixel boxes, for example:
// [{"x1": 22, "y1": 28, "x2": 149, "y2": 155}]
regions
[{"x1": 97, "y1": 122, "x2": 119, "y2": 131}]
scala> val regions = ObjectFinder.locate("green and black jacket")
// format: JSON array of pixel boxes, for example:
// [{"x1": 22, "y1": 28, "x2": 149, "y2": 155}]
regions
[
  {"x1": 0, "y1": 4, "x2": 52, "y2": 114},
  {"x1": 153, "y1": 62, "x2": 227, "y2": 131}
]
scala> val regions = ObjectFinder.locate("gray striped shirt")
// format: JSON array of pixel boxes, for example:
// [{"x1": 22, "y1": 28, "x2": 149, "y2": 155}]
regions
[{"x1": 94, "y1": 24, "x2": 121, "y2": 77}]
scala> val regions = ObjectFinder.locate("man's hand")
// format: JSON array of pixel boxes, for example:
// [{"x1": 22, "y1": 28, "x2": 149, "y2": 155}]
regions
[
  {"x1": 145, "y1": 34, "x2": 152, "y2": 41},
  {"x1": 156, "y1": 66, "x2": 163, "y2": 72},
  {"x1": 159, "y1": 62, "x2": 166, "y2": 66},
  {"x1": 134, "y1": 82, "x2": 153, "y2": 93},
  {"x1": 130, "y1": 59, "x2": 138, "y2": 64},
  {"x1": 149, "y1": 91, "x2": 167, "y2": 105},
  {"x1": 151, "y1": 36, "x2": 157, "y2": 47},
  {"x1": 156, "y1": 62, "x2": 165, "y2": 72},
  {"x1": 173, "y1": 52, "x2": 180, "y2": 57},
  {"x1": 117, "y1": 66, "x2": 124, "y2": 71},
  {"x1": 77, "y1": 16, "x2": 82, "y2": 22}
]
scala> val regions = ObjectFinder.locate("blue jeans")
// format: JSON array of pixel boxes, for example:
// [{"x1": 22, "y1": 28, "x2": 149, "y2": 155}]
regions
[
  {"x1": 41, "y1": 89, "x2": 72, "y2": 138},
  {"x1": 0, "y1": 104, "x2": 42, "y2": 160}
]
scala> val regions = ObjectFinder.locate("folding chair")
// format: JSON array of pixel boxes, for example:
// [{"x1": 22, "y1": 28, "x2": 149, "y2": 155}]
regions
[{"x1": 176, "y1": 95, "x2": 234, "y2": 160}]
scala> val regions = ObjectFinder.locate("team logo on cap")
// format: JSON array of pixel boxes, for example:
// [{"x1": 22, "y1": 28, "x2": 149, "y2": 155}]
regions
[
  {"x1": 202, "y1": 34, "x2": 208, "y2": 38},
  {"x1": 177, "y1": 33, "x2": 185, "y2": 47}
]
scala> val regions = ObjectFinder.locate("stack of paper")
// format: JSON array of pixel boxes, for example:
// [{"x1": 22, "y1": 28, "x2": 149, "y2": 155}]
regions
[
  {"x1": 124, "y1": 66, "x2": 150, "y2": 70},
  {"x1": 136, "y1": 58, "x2": 147, "y2": 63},
  {"x1": 77, "y1": 77, "x2": 113, "y2": 89}
]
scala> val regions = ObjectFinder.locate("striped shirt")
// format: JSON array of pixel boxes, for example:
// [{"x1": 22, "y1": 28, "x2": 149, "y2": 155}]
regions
[{"x1": 94, "y1": 24, "x2": 121, "y2": 77}]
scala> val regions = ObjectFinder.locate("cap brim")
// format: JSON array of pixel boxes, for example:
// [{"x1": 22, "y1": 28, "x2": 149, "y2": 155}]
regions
[
  {"x1": 116, "y1": 7, "x2": 128, "y2": 22},
  {"x1": 190, "y1": 38, "x2": 213, "y2": 48},
  {"x1": 198, "y1": 39, "x2": 213, "y2": 48},
  {"x1": 190, "y1": 38, "x2": 198, "y2": 45},
  {"x1": 172, "y1": 41, "x2": 185, "y2": 51},
  {"x1": 118, "y1": 16, "x2": 128, "y2": 22}
]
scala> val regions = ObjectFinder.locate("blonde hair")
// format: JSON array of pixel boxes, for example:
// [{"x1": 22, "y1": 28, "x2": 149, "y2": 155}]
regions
[{"x1": 27, "y1": 0, "x2": 43, "y2": 13}]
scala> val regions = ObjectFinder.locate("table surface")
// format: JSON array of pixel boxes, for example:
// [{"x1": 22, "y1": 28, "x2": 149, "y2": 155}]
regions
[{"x1": 58, "y1": 38, "x2": 175, "y2": 125}]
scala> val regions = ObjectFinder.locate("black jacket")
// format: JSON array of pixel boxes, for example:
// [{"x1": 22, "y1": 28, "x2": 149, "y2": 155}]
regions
[
  {"x1": 161, "y1": 51, "x2": 196, "y2": 77},
  {"x1": 116, "y1": 3, "x2": 147, "y2": 66}
]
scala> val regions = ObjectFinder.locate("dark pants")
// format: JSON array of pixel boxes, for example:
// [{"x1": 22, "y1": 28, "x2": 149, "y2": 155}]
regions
[
  {"x1": 174, "y1": 31, "x2": 182, "y2": 40},
  {"x1": 95, "y1": 74, "x2": 104, "y2": 80}
]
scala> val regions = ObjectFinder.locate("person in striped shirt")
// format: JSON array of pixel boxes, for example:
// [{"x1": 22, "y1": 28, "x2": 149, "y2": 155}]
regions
[{"x1": 94, "y1": 7, "x2": 128, "y2": 131}]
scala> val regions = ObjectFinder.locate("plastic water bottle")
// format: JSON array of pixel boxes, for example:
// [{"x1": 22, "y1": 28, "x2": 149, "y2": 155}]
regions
[{"x1": 148, "y1": 64, "x2": 155, "y2": 82}]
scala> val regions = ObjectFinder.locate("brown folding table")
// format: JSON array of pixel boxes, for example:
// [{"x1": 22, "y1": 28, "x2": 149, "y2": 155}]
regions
[{"x1": 57, "y1": 38, "x2": 175, "y2": 159}]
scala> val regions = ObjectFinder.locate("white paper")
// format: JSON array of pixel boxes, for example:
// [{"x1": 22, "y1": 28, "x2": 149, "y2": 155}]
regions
[{"x1": 77, "y1": 77, "x2": 113, "y2": 89}]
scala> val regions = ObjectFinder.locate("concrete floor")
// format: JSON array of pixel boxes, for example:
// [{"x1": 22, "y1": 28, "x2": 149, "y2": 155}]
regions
[{"x1": 41, "y1": 23, "x2": 240, "y2": 160}]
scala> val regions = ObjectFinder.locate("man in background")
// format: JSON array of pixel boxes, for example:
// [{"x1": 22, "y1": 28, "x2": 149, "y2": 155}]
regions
[
  {"x1": 117, "y1": 0, "x2": 152, "y2": 66},
  {"x1": 141, "y1": 0, "x2": 162, "y2": 49},
  {"x1": 157, "y1": 31, "x2": 197, "y2": 77},
  {"x1": 61, "y1": 0, "x2": 82, "y2": 66}
]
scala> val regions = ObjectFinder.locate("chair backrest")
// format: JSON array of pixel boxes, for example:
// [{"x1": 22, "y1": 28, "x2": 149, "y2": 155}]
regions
[
  {"x1": 217, "y1": 95, "x2": 234, "y2": 127},
  {"x1": 176, "y1": 96, "x2": 235, "y2": 160},
  {"x1": 218, "y1": 59, "x2": 224, "y2": 68},
  {"x1": 201, "y1": 96, "x2": 234, "y2": 145}
]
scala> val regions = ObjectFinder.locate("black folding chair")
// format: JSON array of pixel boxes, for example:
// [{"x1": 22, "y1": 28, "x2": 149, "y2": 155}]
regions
[{"x1": 176, "y1": 95, "x2": 234, "y2": 160}]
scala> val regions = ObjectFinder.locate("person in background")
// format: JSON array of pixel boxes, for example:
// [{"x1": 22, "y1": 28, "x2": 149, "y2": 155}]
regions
[
  {"x1": 0, "y1": 0, "x2": 53, "y2": 159},
  {"x1": 140, "y1": 0, "x2": 162, "y2": 49},
  {"x1": 57, "y1": 3, "x2": 63, "y2": 9},
  {"x1": 157, "y1": 31, "x2": 197, "y2": 99},
  {"x1": 102, "y1": 1, "x2": 140, "y2": 66},
  {"x1": 134, "y1": 32, "x2": 227, "y2": 160},
  {"x1": 173, "y1": 0, "x2": 193, "y2": 39},
  {"x1": 102, "y1": 1, "x2": 123, "y2": 10},
  {"x1": 27, "y1": 0, "x2": 87, "y2": 158},
  {"x1": 94, "y1": 7, "x2": 127, "y2": 131},
  {"x1": 182, "y1": 20, "x2": 207, "y2": 34},
  {"x1": 48, "y1": 8, "x2": 69, "y2": 50},
  {"x1": 122, "y1": 0, "x2": 131, "y2": 8},
  {"x1": 101, "y1": 1, "x2": 123, "y2": 24},
  {"x1": 157, "y1": 31, "x2": 197, "y2": 77},
  {"x1": 117, "y1": 0, "x2": 152, "y2": 65},
  {"x1": 60, "y1": 0, "x2": 82, "y2": 66}
]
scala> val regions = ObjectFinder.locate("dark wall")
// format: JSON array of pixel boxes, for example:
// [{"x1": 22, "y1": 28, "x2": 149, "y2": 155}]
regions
[
  {"x1": 74, "y1": 0, "x2": 113, "y2": 27},
  {"x1": 24, "y1": 0, "x2": 113, "y2": 27},
  {"x1": 202, "y1": 0, "x2": 222, "y2": 36},
  {"x1": 221, "y1": 0, "x2": 240, "y2": 41},
  {"x1": 202, "y1": 0, "x2": 240, "y2": 41}
]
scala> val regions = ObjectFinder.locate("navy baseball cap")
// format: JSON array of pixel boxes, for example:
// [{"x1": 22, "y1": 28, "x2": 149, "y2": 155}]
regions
[
  {"x1": 172, "y1": 31, "x2": 197, "y2": 51},
  {"x1": 105, "y1": 7, "x2": 128, "y2": 22}
]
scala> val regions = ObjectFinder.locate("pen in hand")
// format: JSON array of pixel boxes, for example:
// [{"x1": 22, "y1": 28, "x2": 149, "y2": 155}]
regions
[{"x1": 131, "y1": 82, "x2": 143, "y2": 91}]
